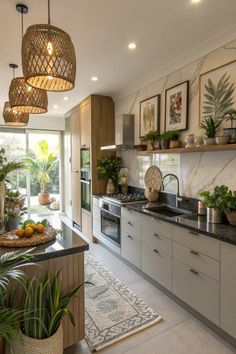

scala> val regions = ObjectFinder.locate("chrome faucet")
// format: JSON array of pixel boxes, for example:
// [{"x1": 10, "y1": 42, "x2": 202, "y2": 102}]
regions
[{"x1": 162, "y1": 173, "x2": 182, "y2": 208}]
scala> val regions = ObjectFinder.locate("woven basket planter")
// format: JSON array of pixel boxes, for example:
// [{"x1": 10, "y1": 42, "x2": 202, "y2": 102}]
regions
[
  {"x1": 226, "y1": 211, "x2": 236, "y2": 226},
  {"x1": 6, "y1": 324, "x2": 63, "y2": 354}
]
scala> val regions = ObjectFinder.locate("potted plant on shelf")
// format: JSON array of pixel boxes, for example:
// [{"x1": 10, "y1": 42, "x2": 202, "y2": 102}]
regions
[
  {"x1": 200, "y1": 116, "x2": 221, "y2": 145},
  {"x1": 199, "y1": 185, "x2": 227, "y2": 223},
  {"x1": 4, "y1": 189, "x2": 27, "y2": 231},
  {"x1": 142, "y1": 131, "x2": 160, "y2": 150},
  {"x1": 24, "y1": 140, "x2": 58, "y2": 205},
  {"x1": 0, "y1": 148, "x2": 25, "y2": 232},
  {"x1": 96, "y1": 156, "x2": 122, "y2": 194},
  {"x1": 0, "y1": 249, "x2": 34, "y2": 353},
  {"x1": 9, "y1": 272, "x2": 83, "y2": 354},
  {"x1": 222, "y1": 108, "x2": 236, "y2": 143},
  {"x1": 160, "y1": 131, "x2": 180, "y2": 150},
  {"x1": 168, "y1": 131, "x2": 181, "y2": 149}
]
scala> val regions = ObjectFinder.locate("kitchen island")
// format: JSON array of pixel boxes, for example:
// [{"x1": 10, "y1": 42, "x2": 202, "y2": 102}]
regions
[{"x1": 0, "y1": 219, "x2": 89, "y2": 350}]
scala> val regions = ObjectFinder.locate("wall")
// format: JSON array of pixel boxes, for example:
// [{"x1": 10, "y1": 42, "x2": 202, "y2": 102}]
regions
[
  {"x1": 115, "y1": 39, "x2": 236, "y2": 198},
  {"x1": 0, "y1": 115, "x2": 65, "y2": 131}
]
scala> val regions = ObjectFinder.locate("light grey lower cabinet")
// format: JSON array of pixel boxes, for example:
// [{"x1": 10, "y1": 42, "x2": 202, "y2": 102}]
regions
[
  {"x1": 173, "y1": 258, "x2": 220, "y2": 325},
  {"x1": 220, "y1": 242, "x2": 236, "y2": 339}
]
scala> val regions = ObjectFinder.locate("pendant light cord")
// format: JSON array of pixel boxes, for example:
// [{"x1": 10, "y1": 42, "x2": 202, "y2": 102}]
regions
[
  {"x1": 21, "y1": 9, "x2": 24, "y2": 39},
  {"x1": 48, "y1": 0, "x2": 51, "y2": 25}
]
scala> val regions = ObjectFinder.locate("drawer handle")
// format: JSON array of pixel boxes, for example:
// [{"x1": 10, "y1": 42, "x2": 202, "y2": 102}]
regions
[
  {"x1": 190, "y1": 268, "x2": 199, "y2": 275},
  {"x1": 127, "y1": 235, "x2": 133, "y2": 240},
  {"x1": 190, "y1": 250, "x2": 199, "y2": 256},
  {"x1": 72, "y1": 169, "x2": 79, "y2": 173},
  {"x1": 153, "y1": 249, "x2": 159, "y2": 254},
  {"x1": 128, "y1": 221, "x2": 133, "y2": 226},
  {"x1": 189, "y1": 230, "x2": 199, "y2": 236},
  {"x1": 154, "y1": 233, "x2": 161, "y2": 239}
]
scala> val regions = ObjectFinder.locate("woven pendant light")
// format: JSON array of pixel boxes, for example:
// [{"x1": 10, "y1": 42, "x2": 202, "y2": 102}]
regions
[
  {"x1": 8, "y1": 5, "x2": 48, "y2": 115},
  {"x1": 22, "y1": 0, "x2": 76, "y2": 92},
  {"x1": 3, "y1": 101, "x2": 29, "y2": 126}
]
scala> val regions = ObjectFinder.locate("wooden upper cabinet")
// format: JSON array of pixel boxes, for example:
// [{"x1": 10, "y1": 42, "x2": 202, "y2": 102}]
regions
[
  {"x1": 70, "y1": 109, "x2": 80, "y2": 171},
  {"x1": 80, "y1": 97, "x2": 91, "y2": 148}
]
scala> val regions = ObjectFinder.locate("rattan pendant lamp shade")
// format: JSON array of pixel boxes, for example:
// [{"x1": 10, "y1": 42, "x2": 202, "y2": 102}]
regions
[
  {"x1": 22, "y1": 0, "x2": 76, "y2": 92},
  {"x1": 3, "y1": 101, "x2": 29, "y2": 126},
  {"x1": 8, "y1": 4, "x2": 48, "y2": 115}
]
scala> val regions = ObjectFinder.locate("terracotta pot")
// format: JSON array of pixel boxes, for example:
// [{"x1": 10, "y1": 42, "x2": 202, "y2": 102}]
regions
[
  {"x1": 38, "y1": 192, "x2": 50, "y2": 205},
  {"x1": 7, "y1": 324, "x2": 63, "y2": 354},
  {"x1": 226, "y1": 211, "x2": 236, "y2": 226},
  {"x1": 169, "y1": 140, "x2": 181, "y2": 149},
  {"x1": 0, "y1": 181, "x2": 5, "y2": 232}
]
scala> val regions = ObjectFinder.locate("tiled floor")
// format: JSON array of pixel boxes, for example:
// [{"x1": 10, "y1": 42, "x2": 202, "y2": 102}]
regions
[{"x1": 64, "y1": 242, "x2": 236, "y2": 354}]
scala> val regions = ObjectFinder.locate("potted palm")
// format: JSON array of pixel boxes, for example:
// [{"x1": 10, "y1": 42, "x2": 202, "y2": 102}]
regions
[
  {"x1": 0, "y1": 148, "x2": 25, "y2": 232},
  {"x1": 0, "y1": 249, "x2": 34, "y2": 353},
  {"x1": 96, "y1": 156, "x2": 122, "y2": 194},
  {"x1": 9, "y1": 273, "x2": 83, "y2": 354},
  {"x1": 24, "y1": 140, "x2": 58, "y2": 205},
  {"x1": 200, "y1": 116, "x2": 221, "y2": 145}
]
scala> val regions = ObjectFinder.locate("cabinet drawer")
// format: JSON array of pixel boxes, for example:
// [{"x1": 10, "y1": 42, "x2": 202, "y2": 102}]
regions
[
  {"x1": 121, "y1": 216, "x2": 141, "y2": 238},
  {"x1": 173, "y1": 259, "x2": 219, "y2": 325},
  {"x1": 121, "y1": 207, "x2": 140, "y2": 224},
  {"x1": 173, "y1": 242, "x2": 219, "y2": 281},
  {"x1": 142, "y1": 214, "x2": 172, "y2": 240},
  {"x1": 121, "y1": 230, "x2": 141, "y2": 269},
  {"x1": 93, "y1": 205, "x2": 101, "y2": 221},
  {"x1": 173, "y1": 225, "x2": 220, "y2": 260},
  {"x1": 142, "y1": 229, "x2": 172, "y2": 256},
  {"x1": 142, "y1": 246, "x2": 172, "y2": 291}
]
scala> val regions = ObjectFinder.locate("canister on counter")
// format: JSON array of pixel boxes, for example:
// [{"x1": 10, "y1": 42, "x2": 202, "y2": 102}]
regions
[{"x1": 198, "y1": 200, "x2": 206, "y2": 215}]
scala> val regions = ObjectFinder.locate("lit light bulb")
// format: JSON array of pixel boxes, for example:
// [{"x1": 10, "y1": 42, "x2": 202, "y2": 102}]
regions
[
  {"x1": 27, "y1": 86, "x2": 32, "y2": 92},
  {"x1": 47, "y1": 41, "x2": 53, "y2": 55}
]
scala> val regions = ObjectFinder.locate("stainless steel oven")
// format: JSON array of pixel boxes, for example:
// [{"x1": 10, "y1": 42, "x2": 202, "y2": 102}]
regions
[{"x1": 99, "y1": 199, "x2": 121, "y2": 247}]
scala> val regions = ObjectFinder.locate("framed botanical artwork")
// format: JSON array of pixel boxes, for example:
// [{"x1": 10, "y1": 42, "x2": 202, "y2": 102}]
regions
[
  {"x1": 140, "y1": 95, "x2": 160, "y2": 138},
  {"x1": 199, "y1": 60, "x2": 236, "y2": 123},
  {"x1": 165, "y1": 81, "x2": 189, "y2": 131}
]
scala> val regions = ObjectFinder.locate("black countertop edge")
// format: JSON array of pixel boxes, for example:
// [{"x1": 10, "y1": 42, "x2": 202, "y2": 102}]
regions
[
  {"x1": 125, "y1": 202, "x2": 236, "y2": 246},
  {"x1": 32, "y1": 243, "x2": 89, "y2": 262}
]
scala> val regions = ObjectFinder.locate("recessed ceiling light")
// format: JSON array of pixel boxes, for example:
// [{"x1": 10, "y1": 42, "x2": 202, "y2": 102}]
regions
[
  {"x1": 191, "y1": 0, "x2": 202, "y2": 3},
  {"x1": 53, "y1": 104, "x2": 58, "y2": 109},
  {"x1": 128, "y1": 42, "x2": 136, "y2": 50},
  {"x1": 63, "y1": 96, "x2": 68, "y2": 101},
  {"x1": 91, "y1": 76, "x2": 98, "y2": 81}
]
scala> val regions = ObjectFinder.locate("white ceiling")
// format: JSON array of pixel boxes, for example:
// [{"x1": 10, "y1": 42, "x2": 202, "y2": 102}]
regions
[{"x1": 1, "y1": 0, "x2": 236, "y2": 121}]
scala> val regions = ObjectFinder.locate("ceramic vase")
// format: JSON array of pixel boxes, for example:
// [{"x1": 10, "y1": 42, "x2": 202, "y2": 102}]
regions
[
  {"x1": 203, "y1": 138, "x2": 216, "y2": 146},
  {"x1": 194, "y1": 136, "x2": 203, "y2": 147},
  {"x1": 106, "y1": 179, "x2": 115, "y2": 195},
  {"x1": 184, "y1": 134, "x2": 194, "y2": 148},
  {"x1": 7, "y1": 324, "x2": 63, "y2": 354},
  {"x1": 169, "y1": 140, "x2": 181, "y2": 149},
  {"x1": 146, "y1": 140, "x2": 153, "y2": 151}
]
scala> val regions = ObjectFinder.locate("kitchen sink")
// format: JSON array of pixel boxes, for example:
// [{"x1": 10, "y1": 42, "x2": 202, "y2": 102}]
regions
[{"x1": 144, "y1": 204, "x2": 192, "y2": 218}]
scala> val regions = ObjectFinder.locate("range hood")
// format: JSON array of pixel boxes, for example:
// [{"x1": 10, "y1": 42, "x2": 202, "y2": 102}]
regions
[{"x1": 101, "y1": 114, "x2": 134, "y2": 151}]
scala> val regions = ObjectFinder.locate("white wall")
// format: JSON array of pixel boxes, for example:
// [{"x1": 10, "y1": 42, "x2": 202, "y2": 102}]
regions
[
  {"x1": 0, "y1": 115, "x2": 65, "y2": 131},
  {"x1": 115, "y1": 38, "x2": 236, "y2": 198}
]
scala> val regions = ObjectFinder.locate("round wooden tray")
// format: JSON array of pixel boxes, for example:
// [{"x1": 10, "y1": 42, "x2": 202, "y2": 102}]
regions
[{"x1": 0, "y1": 227, "x2": 58, "y2": 248}]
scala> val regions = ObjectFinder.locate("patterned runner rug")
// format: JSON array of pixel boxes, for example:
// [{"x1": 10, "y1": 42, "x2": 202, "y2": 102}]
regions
[{"x1": 85, "y1": 254, "x2": 162, "y2": 352}]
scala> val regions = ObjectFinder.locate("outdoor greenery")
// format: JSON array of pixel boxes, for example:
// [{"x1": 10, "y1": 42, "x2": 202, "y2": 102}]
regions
[
  {"x1": 199, "y1": 185, "x2": 230, "y2": 209},
  {"x1": 96, "y1": 156, "x2": 122, "y2": 182},
  {"x1": 22, "y1": 272, "x2": 83, "y2": 339},
  {"x1": 24, "y1": 140, "x2": 59, "y2": 195},
  {"x1": 202, "y1": 73, "x2": 235, "y2": 121},
  {"x1": 200, "y1": 116, "x2": 221, "y2": 138}
]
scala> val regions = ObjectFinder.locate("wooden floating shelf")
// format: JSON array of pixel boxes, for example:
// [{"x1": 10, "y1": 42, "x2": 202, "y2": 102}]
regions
[{"x1": 137, "y1": 144, "x2": 236, "y2": 155}]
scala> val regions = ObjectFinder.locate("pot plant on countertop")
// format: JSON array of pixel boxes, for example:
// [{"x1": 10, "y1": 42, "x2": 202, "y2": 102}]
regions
[
  {"x1": 200, "y1": 116, "x2": 221, "y2": 145},
  {"x1": 199, "y1": 185, "x2": 227, "y2": 224},
  {"x1": 214, "y1": 185, "x2": 236, "y2": 225},
  {"x1": 4, "y1": 189, "x2": 27, "y2": 231},
  {"x1": 96, "y1": 156, "x2": 122, "y2": 194},
  {"x1": 9, "y1": 272, "x2": 83, "y2": 354}
]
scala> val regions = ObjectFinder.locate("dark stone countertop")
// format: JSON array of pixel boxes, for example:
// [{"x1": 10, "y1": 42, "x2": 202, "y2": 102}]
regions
[
  {"x1": 125, "y1": 202, "x2": 236, "y2": 246},
  {"x1": 0, "y1": 220, "x2": 89, "y2": 262}
]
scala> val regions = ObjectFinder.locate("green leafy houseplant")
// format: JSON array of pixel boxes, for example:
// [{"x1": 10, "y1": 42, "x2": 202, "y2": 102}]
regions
[
  {"x1": 0, "y1": 250, "x2": 34, "y2": 352},
  {"x1": 200, "y1": 116, "x2": 221, "y2": 138},
  {"x1": 202, "y1": 73, "x2": 235, "y2": 121},
  {"x1": 24, "y1": 140, "x2": 58, "y2": 205},
  {"x1": 4, "y1": 189, "x2": 27, "y2": 230},
  {"x1": 143, "y1": 131, "x2": 160, "y2": 144},
  {"x1": 96, "y1": 156, "x2": 122, "y2": 182},
  {"x1": 199, "y1": 185, "x2": 229, "y2": 209},
  {"x1": 21, "y1": 272, "x2": 83, "y2": 340},
  {"x1": 160, "y1": 131, "x2": 179, "y2": 149}
]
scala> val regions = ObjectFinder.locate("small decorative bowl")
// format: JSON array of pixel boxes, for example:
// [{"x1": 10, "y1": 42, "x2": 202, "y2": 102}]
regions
[{"x1": 215, "y1": 136, "x2": 230, "y2": 145}]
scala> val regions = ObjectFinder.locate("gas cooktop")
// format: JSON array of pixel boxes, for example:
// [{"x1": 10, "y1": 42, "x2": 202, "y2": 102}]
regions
[{"x1": 102, "y1": 193, "x2": 146, "y2": 205}]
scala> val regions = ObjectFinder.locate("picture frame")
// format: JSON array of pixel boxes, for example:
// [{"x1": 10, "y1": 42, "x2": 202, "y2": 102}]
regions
[
  {"x1": 140, "y1": 95, "x2": 160, "y2": 138},
  {"x1": 165, "y1": 81, "x2": 189, "y2": 131},
  {"x1": 199, "y1": 60, "x2": 236, "y2": 123}
]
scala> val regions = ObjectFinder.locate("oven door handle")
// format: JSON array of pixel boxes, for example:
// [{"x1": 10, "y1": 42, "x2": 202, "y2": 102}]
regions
[
  {"x1": 81, "y1": 179, "x2": 90, "y2": 184},
  {"x1": 100, "y1": 208, "x2": 120, "y2": 219}
]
